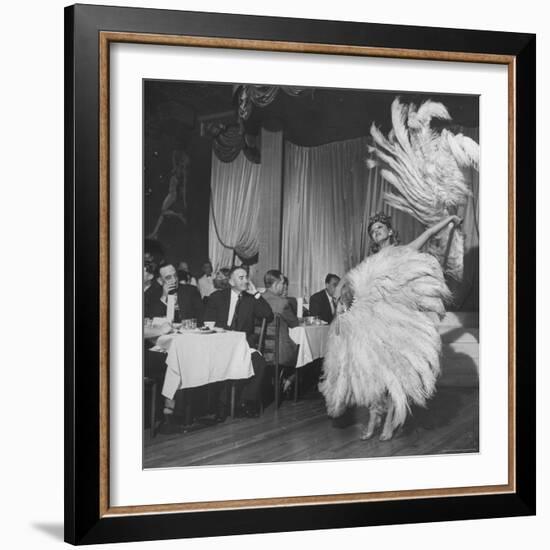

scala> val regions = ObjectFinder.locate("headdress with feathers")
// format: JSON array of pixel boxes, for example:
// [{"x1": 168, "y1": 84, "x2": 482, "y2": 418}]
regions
[{"x1": 367, "y1": 212, "x2": 399, "y2": 254}]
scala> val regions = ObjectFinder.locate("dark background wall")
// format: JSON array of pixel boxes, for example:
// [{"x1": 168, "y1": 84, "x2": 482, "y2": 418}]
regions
[{"x1": 144, "y1": 83, "x2": 214, "y2": 275}]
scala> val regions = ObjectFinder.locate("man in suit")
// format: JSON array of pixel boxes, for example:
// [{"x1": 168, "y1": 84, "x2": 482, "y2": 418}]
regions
[
  {"x1": 309, "y1": 273, "x2": 340, "y2": 324},
  {"x1": 143, "y1": 262, "x2": 204, "y2": 432},
  {"x1": 204, "y1": 265, "x2": 273, "y2": 419},
  {"x1": 143, "y1": 258, "x2": 162, "y2": 317},
  {"x1": 262, "y1": 270, "x2": 299, "y2": 367},
  {"x1": 145, "y1": 262, "x2": 204, "y2": 324}
]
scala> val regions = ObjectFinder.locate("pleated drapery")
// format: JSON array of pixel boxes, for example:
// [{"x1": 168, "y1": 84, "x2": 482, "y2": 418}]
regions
[
  {"x1": 208, "y1": 151, "x2": 262, "y2": 270},
  {"x1": 281, "y1": 137, "x2": 370, "y2": 299}
]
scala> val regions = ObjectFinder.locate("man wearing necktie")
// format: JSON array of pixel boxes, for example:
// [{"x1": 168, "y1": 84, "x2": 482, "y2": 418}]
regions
[
  {"x1": 145, "y1": 262, "x2": 203, "y2": 323},
  {"x1": 204, "y1": 265, "x2": 274, "y2": 419},
  {"x1": 309, "y1": 273, "x2": 341, "y2": 324}
]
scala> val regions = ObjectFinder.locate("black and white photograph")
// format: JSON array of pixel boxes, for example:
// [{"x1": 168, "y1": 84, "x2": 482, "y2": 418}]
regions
[{"x1": 142, "y1": 80, "x2": 480, "y2": 469}]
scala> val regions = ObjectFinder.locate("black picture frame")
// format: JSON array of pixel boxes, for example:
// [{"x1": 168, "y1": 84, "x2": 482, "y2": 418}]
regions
[{"x1": 65, "y1": 3, "x2": 536, "y2": 545}]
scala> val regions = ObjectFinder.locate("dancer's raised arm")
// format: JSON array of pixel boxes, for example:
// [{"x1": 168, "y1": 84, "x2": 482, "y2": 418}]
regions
[{"x1": 408, "y1": 215, "x2": 461, "y2": 252}]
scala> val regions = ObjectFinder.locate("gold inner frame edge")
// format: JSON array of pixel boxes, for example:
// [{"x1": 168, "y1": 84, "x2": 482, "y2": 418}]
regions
[{"x1": 97, "y1": 31, "x2": 516, "y2": 517}]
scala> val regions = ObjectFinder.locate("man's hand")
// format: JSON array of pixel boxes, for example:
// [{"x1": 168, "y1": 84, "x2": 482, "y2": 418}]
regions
[
  {"x1": 247, "y1": 280, "x2": 258, "y2": 295},
  {"x1": 144, "y1": 322, "x2": 173, "y2": 340},
  {"x1": 162, "y1": 280, "x2": 178, "y2": 297}
]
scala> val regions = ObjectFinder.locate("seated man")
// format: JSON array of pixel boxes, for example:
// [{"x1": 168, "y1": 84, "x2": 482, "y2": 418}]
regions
[
  {"x1": 262, "y1": 270, "x2": 299, "y2": 365},
  {"x1": 177, "y1": 260, "x2": 197, "y2": 286},
  {"x1": 145, "y1": 262, "x2": 204, "y2": 429},
  {"x1": 146, "y1": 262, "x2": 203, "y2": 324},
  {"x1": 213, "y1": 267, "x2": 231, "y2": 291},
  {"x1": 309, "y1": 273, "x2": 340, "y2": 324},
  {"x1": 204, "y1": 265, "x2": 273, "y2": 419},
  {"x1": 144, "y1": 257, "x2": 162, "y2": 317}
]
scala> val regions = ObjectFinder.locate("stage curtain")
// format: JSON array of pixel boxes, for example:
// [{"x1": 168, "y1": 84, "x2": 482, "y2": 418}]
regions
[
  {"x1": 253, "y1": 128, "x2": 284, "y2": 285},
  {"x1": 211, "y1": 124, "x2": 244, "y2": 163},
  {"x1": 281, "y1": 138, "x2": 431, "y2": 301},
  {"x1": 208, "y1": 151, "x2": 262, "y2": 270},
  {"x1": 281, "y1": 137, "x2": 370, "y2": 299}
]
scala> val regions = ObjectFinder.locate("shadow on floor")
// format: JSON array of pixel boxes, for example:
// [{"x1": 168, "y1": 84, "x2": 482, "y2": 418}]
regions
[
  {"x1": 330, "y1": 384, "x2": 478, "y2": 436},
  {"x1": 30, "y1": 522, "x2": 64, "y2": 542}
]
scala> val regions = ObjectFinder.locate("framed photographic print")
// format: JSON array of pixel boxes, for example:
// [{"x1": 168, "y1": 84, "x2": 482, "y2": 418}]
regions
[{"x1": 65, "y1": 3, "x2": 536, "y2": 545}]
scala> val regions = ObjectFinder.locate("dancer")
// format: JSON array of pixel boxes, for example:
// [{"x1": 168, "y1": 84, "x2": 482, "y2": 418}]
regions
[{"x1": 319, "y1": 212, "x2": 458, "y2": 441}]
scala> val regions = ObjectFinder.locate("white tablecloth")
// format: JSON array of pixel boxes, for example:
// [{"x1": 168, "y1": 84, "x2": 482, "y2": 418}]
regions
[
  {"x1": 158, "y1": 330, "x2": 254, "y2": 399},
  {"x1": 289, "y1": 324, "x2": 330, "y2": 368}
]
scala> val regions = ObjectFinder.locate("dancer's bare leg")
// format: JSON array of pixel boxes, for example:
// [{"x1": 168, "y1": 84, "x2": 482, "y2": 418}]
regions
[
  {"x1": 379, "y1": 398, "x2": 395, "y2": 441},
  {"x1": 148, "y1": 213, "x2": 165, "y2": 239},
  {"x1": 360, "y1": 406, "x2": 381, "y2": 440},
  {"x1": 164, "y1": 209, "x2": 187, "y2": 225},
  {"x1": 148, "y1": 210, "x2": 186, "y2": 239}
]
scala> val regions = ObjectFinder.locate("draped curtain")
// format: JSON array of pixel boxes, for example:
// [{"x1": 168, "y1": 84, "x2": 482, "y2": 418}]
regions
[
  {"x1": 208, "y1": 151, "x2": 262, "y2": 270},
  {"x1": 281, "y1": 137, "x2": 369, "y2": 299},
  {"x1": 211, "y1": 123, "x2": 246, "y2": 163}
]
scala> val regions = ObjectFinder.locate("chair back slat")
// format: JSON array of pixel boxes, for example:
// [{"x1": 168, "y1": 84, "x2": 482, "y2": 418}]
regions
[
  {"x1": 261, "y1": 315, "x2": 280, "y2": 366},
  {"x1": 256, "y1": 315, "x2": 283, "y2": 409},
  {"x1": 255, "y1": 318, "x2": 267, "y2": 354}
]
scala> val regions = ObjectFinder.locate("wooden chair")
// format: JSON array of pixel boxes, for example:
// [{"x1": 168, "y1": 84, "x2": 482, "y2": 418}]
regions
[
  {"x1": 143, "y1": 376, "x2": 158, "y2": 438},
  {"x1": 226, "y1": 320, "x2": 274, "y2": 418},
  {"x1": 257, "y1": 316, "x2": 282, "y2": 410}
]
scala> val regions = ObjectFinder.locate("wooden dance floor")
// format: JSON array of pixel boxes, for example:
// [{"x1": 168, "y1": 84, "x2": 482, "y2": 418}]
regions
[{"x1": 144, "y1": 386, "x2": 478, "y2": 468}]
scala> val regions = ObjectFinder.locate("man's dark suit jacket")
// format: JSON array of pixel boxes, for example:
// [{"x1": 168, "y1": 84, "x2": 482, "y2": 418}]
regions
[
  {"x1": 144, "y1": 281, "x2": 162, "y2": 319},
  {"x1": 309, "y1": 289, "x2": 335, "y2": 324},
  {"x1": 287, "y1": 296, "x2": 298, "y2": 315},
  {"x1": 145, "y1": 284, "x2": 204, "y2": 323},
  {"x1": 204, "y1": 288, "x2": 273, "y2": 348}
]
